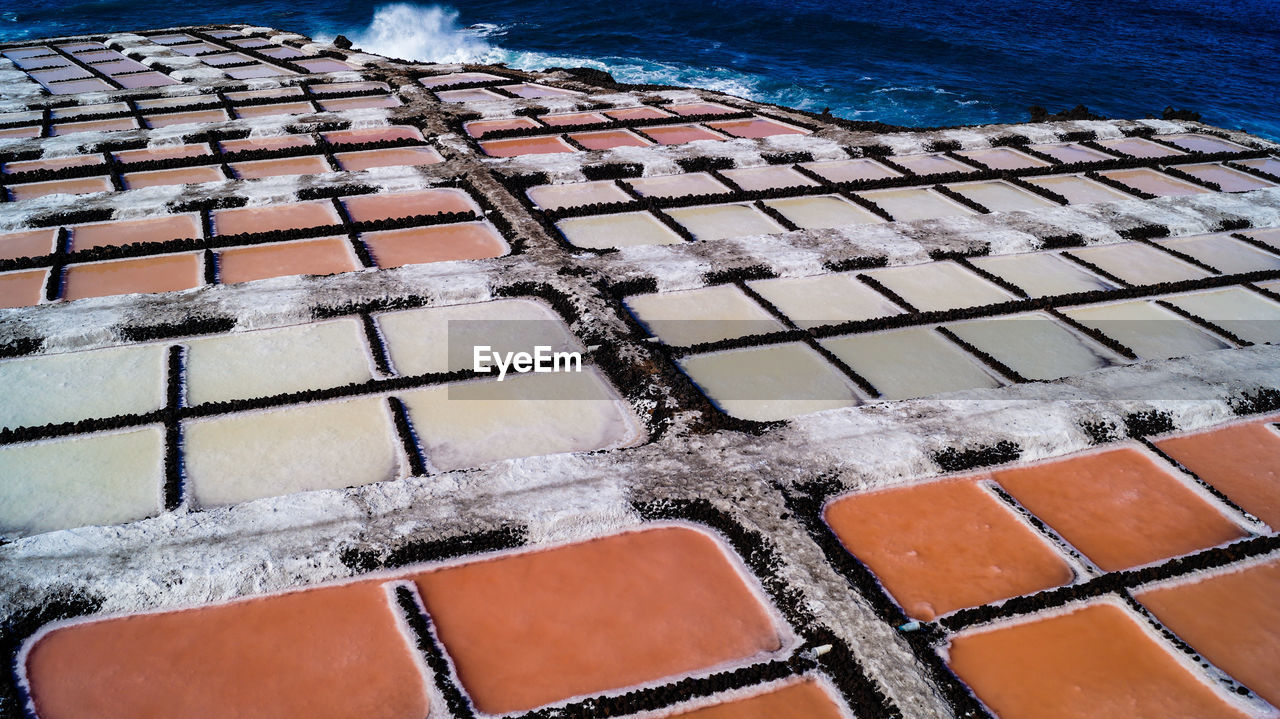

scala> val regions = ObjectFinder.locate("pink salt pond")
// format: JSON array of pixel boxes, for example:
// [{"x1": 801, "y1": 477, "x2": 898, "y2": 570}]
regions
[
  {"x1": 720, "y1": 165, "x2": 818, "y2": 191},
  {"x1": 957, "y1": 147, "x2": 1051, "y2": 170},
  {"x1": 540, "y1": 112, "x2": 609, "y2": 127},
  {"x1": 1163, "y1": 133, "x2": 1249, "y2": 153},
  {"x1": 463, "y1": 116, "x2": 540, "y2": 138},
  {"x1": 639, "y1": 124, "x2": 727, "y2": 145},
  {"x1": 498, "y1": 83, "x2": 581, "y2": 98},
  {"x1": 61, "y1": 253, "x2": 202, "y2": 301},
  {"x1": 526, "y1": 180, "x2": 632, "y2": 210},
  {"x1": 341, "y1": 189, "x2": 478, "y2": 223},
  {"x1": 801, "y1": 158, "x2": 902, "y2": 183},
  {"x1": 4, "y1": 155, "x2": 104, "y2": 174},
  {"x1": 216, "y1": 237, "x2": 360, "y2": 284},
  {"x1": 322, "y1": 126, "x2": 424, "y2": 145},
  {"x1": 1029, "y1": 142, "x2": 1116, "y2": 164},
  {"x1": 220, "y1": 135, "x2": 316, "y2": 154},
  {"x1": 45, "y1": 78, "x2": 115, "y2": 94},
  {"x1": 1177, "y1": 163, "x2": 1276, "y2": 192},
  {"x1": 144, "y1": 110, "x2": 230, "y2": 128},
  {"x1": 892, "y1": 153, "x2": 976, "y2": 175},
  {"x1": 410, "y1": 526, "x2": 782, "y2": 714},
  {"x1": 0, "y1": 229, "x2": 57, "y2": 261},
  {"x1": 234, "y1": 101, "x2": 315, "y2": 119},
  {"x1": 213, "y1": 201, "x2": 341, "y2": 236},
  {"x1": 569, "y1": 129, "x2": 652, "y2": 150},
  {"x1": 1097, "y1": 168, "x2": 1212, "y2": 196},
  {"x1": 360, "y1": 222, "x2": 507, "y2": 268},
  {"x1": 230, "y1": 155, "x2": 332, "y2": 179},
  {"x1": 317, "y1": 96, "x2": 402, "y2": 112},
  {"x1": 825, "y1": 478, "x2": 1072, "y2": 620},
  {"x1": 604, "y1": 106, "x2": 671, "y2": 121},
  {"x1": 1096, "y1": 137, "x2": 1185, "y2": 158},
  {"x1": 69, "y1": 215, "x2": 201, "y2": 250},
  {"x1": 123, "y1": 166, "x2": 227, "y2": 189},
  {"x1": 479, "y1": 135, "x2": 577, "y2": 157},
  {"x1": 435, "y1": 87, "x2": 506, "y2": 103},
  {"x1": 418, "y1": 71, "x2": 505, "y2": 88},
  {"x1": 707, "y1": 117, "x2": 809, "y2": 138},
  {"x1": 50, "y1": 117, "x2": 139, "y2": 135},
  {"x1": 334, "y1": 147, "x2": 444, "y2": 171},
  {"x1": 666, "y1": 102, "x2": 739, "y2": 116},
  {"x1": 113, "y1": 144, "x2": 212, "y2": 164},
  {"x1": 7, "y1": 176, "x2": 113, "y2": 201}
]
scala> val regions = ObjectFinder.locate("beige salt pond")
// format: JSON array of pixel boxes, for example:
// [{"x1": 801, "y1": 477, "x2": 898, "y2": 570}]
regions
[
  {"x1": 678, "y1": 342, "x2": 861, "y2": 421},
  {"x1": 410, "y1": 526, "x2": 782, "y2": 714},
  {"x1": 625, "y1": 172, "x2": 729, "y2": 198},
  {"x1": 539, "y1": 111, "x2": 609, "y2": 126},
  {"x1": 720, "y1": 165, "x2": 819, "y2": 191},
  {"x1": 947, "y1": 601, "x2": 1248, "y2": 719},
  {"x1": 957, "y1": 147, "x2": 1051, "y2": 170},
  {"x1": 800, "y1": 158, "x2": 902, "y2": 183},
  {"x1": 665, "y1": 203, "x2": 785, "y2": 241},
  {"x1": 946, "y1": 180, "x2": 1058, "y2": 212},
  {"x1": 435, "y1": 87, "x2": 506, "y2": 102},
  {"x1": 1163, "y1": 133, "x2": 1250, "y2": 154},
  {"x1": 855, "y1": 187, "x2": 976, "y2": 221},
  {"x1": 1095, "y1": 137, "x2": 1185, "y2": 158},
  {"x1": 216, "y1": 237, "x2": 359, "y2": 285},
  {"x1": 0, "y1": 427, "x2": 165, "y2": 536},
  {"x1": 971, "y1": 252, "x2": 1116, "y2": 297},
  {"x1": 821, "y1": 327, "x2": 1002, "y2": 400},
  {"x1": 625, "y1": 285, "x2": 784, "y2": 346},
  {"x1": 0, "y1": 341, "x2": 166, "y2": 429},
  {"x1": 1063, "y1": 300, "x2": 1231, "y2": 360},
  {"x1": 706, "y1": 117, "x2": 808, "y2": 138},
  {"x1": 556, "y1": 212, "x2": 685, "y2": 249},
  {"x1": 892, "y1": 153, "x2": 976, "y2": 176},
  {"x1": 1068, "y1": 242, "x2": 1210, "y2": 285},
  {"x1": 1028, "y1": 142, "x2": 1115, "y2": 163},
  {"x1": 945, "y1": 312, "x2": 1121, "y2": 380},
  {"x1": 825, "y1": 478, "x2": 1072, "y2": 620},
  {"x1": 1099, "y1": 168, "x2": 1212, "y2": 196},
  {"x1": 1159, "y1": 287, "x2": 1280, "y2": 344},
  {"x1": 864, "y1": 260, "x2": 1015, "y2": 311},
  {"x1": 401, "y1": 368, "x2": 641, "y2": 471},
  {"x1": 7, "y1": 176, "x2": 113, "y2": 201},
  {"x1": 145, "y1": 109, "x2": 230, "y2": 128},
  {"x1": 1023, "y1": 174, "x2": 1134, "y2": 204},
  {"x1": 1177, "y1": 162, "x2": 1276, "y2": 192},
  {"x1": 527, "y1": 180, "x2": 632, "y2": 210},
  {"x1": 747, "y1": 273, "x2": 904, "y2": 328},
  {"x1": 762, "y1": 195, "x2": 884, "y2": 229},
  {"x1": 1154, "y1": 233, "x2": 1280, "y2": 273}
]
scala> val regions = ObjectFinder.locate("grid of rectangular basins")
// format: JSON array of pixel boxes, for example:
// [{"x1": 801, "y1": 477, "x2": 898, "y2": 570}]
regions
[
  {"x1": 623, "y1": 229, "x2": 1280, "y2": 421},
  {"x1": 0, "y1": 78, "x2": 406, "y2": 147},
  {"x1": 15, "y1": 523, "x2": 861, "y2": 719},
  {"x1": 0, "y1": 28, "x2": 362, "y2": 96},
  {"x1": 0, "y1": 296, "x2": 644, "y2": 535},
  {"x1": 819, "y1": 413, "x2": 1280, "y2": 717},
  {"x1": 516, "y1": 140, "x2": 1278, "y2": 249},
  {"x1": 417, "y1": 72, "x2": 813, "y2": 156},
  {"x1": 0, "y1": 186, "x2": 507, "y2": 308}
]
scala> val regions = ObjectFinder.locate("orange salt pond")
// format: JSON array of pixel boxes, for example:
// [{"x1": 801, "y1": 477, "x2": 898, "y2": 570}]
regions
[
  {"x1": 1156, "y1": 419, "x2": 1280, "y2": 528},
  {"x1": 69, "y1": 215, "x2": 201, "y2": 250},
  {"x1": 479, "y1": 135, "x2": 577, "y2": 157},
  {"x1": 640, "y1": 124, "x2": 727, "y2": 144},
  {"x1": 825, "y1": 479, "x2": 1072, "y2": 620},
  {"x1": 0, "y1": 229, "x2": 57, "y2": 261},
  {"x1": 220, "y1": 135, "x2": 316, "y2": 153},
  {"x1": 947, "y1": 602, "x2": 1248, "y2": 719},
  {"x1": 411, "y1": 526, "x2": 782, "y2": 714},
  {"x1": 361, "y1": 222, "x2": 506, "y2": 268},
  {"x1": 323, "y1": 126, "x2": 424, "y2": 145},
  {"x1": 216, "y1": 237, "x2": 360, "y2": 284},
  {"x1": 993, "y1": 448, "x2": 1245, "y2": 571},
  {"x1": 569, "y1": 129, "x2": 651, "y2": 150},
  {"x1": 7, "y1": 176, "x2": 112, "y2": 201},
  {"x1": 213, "y1": 201, "x2": 341, "y2": 235},
  {"x1": 61, "y1": 254, "x2": 202, "y2": 301},
  {"x1": 123, "y1": 166, "x2": 226, "y2": 190},
  {"x1": 463, "y1": 116, "x2": 540, "y2": 137},
  {"x1": 341, "y1": 189, "x2": 477, "y2": 222},
  {"x1": 334, "y1": 147, "x2": 443, "y2": 172},
  {"x1": 671, "y1": 680, "x2": 845, "y2": 719},
  {"x1": 25, "y1": 581, "x2": 430, "y2": 719},
  {"x1": 230, "y1": 155, "x2": 332, "y2": 179},
  {"x1": 0, "y1": 269, "x2": 46, "y2": 308},
  {"x1": 1135, "y1": 558, "x2": 1280, "y2": 707}
]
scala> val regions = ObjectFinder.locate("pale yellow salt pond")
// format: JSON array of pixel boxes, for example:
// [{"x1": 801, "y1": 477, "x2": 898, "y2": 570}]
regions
[
  {"x1": 746, "y1": 273, "x2": 904, "y2": 328},
  {"x1": 863, "y1": 261, "x2": 1015, "y2": 311},
  {"x1": 625, "y1": 285, "x2": 783, "y2": 346},
  {"x1": 1176, "y1": 163, "x2": 1276, "y2": 192},
  {"x1": 0, "y1": 343, "x2": 167, "y2": 429},
  {"x1": 1069, "y1": 243, "x2": 1211, "y2": 285},
  {"x1": 0, "y1": 427, "x2": 164, "y2": 535},
  {"x1": 855, "y1": 187, "x2": 976, "y2": 221},
  {"x1": 761, "y1": 195, "x2": 884, "y2": 229},
  {"x1": 945, "y1": 312, "x2": 1121, "y2": 381},
  {"x1": 1154, "y1": 233, "x2": 1280, "y2": 274},
  {"x1": 678, "y1": 343, "x2": 861, "y2": 421},
  {"x1": 946, "y1": 180, "x2": 1058, "y2": 212},
  {"x1": 971, "y1": 252, "x2": 1116, "y2": 297},
  {"x1": 184, "y1": 397, "x2": 400, "y2": 507},
  {"x1": 556, "y1": 212, "x2": 684, "y2": 249},
  {"x1": 822, "y1": 327, "x2": 1002, "y2": 399},
  {"x1": 1062, "y1": 300, "x2": 1232, "y2": 360},
  {"x1": 184, "y1": 319, "x2": 374, "y2": 405},
  {"x1": 665, "y1": 204, "x2": 785, "y2": 241},
  {"x1": 720, "y1": 165, "x2": 819, "y2": 191},
  {"x1": 800, "y1": 158, "x2": 901, "y2": 183},
  {"x1": 624, "y1": 172, "x2": 729, "y2": 199},
  {"x1": 1159, "y1": 288, "x2": 1280, "y2": 344},
  {"x1": 400, "y1": 369, "x2": 642, "y2": 471},
  {"x1": 527, "y1": 180, "x2": 632, "y2": 210},
  {"x1": 375, "y1": 298, "x2": 581, "y2": 375},
  {"x1": 1023, "y1": 175, "x2": 1133, "y2": 205}
]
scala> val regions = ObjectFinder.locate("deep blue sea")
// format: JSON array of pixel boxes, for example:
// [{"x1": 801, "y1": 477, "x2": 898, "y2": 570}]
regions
[{"x1": 4, "y1": 0, "x2": 1277, "y2": 139}]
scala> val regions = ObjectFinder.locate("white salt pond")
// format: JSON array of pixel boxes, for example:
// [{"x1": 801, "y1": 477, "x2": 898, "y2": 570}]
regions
[
  {"x1": 1159, "y1": 288, "x2": 1280, "y2": 344},
  {"x1": 957, "y1": 148, "x2": 1050, "y2": 170},
  {"x1": 1154, "y1": 233, "x2": 1280, "y2": 274},
  {"x1": 1097, "y1": 168, "x2": 1210, "y2": 197},
  {"x1": 864, "y1": 260, "x2": 1015, "y2": 311},
  {"x1": 761, "y1": 195, "x2": 884, "y2": 229},
  {"x1": 678, "y1": 342, "x2": 860, "y2": 421},
  {"x1": 721, "y1": 165, "x2": 819, "y2": 191},
  {"x1": 625, "y1": 172, "x2": 729, "y2": 198},
  {"x1": 1062, "y1": 300, "x2": 1232, "y2": 360},
  {"x1": 665, "y1": 203, "x2": 785, "y2": 241},
  {"x1": 945, "y1": 312, "x2": 1121, "y2": 381},
  {"x1": 946, "y1": 180, "x2": 1058, "y2": 212},
  {"x1": 0, "y1": 343, "x2": 166, "y2": 428},
  {"x1": 1069, "y1": 243, "x2": 1211, "y2": 285},
  {"x1": 625, "y1": 285, "x2": 783, "y2": 346},
  {"x1": 799, "y1": 158, "x2": 901, "y2": 183},
  {"x1": 971, "y1": 252, "x2": 1116, "y2": 297},
  {"x1": 855, "y1": 187, "x2": 976, "y2": 221},
  {"x1": 527, "y1": 181, "x2": 632, "y2": 210},
  {"x1": 1023, "y1": 175, "x2": 1133, "y2": 205},
  {"x1": 746, "y1": 273, "x2": 904, "y2": 328},
  {"x1": 556, "y1": 212, "x2": 684, "y2": 249},
  {"x1": 821, "y1": 327, "x2": 1002, "y2": 400}
]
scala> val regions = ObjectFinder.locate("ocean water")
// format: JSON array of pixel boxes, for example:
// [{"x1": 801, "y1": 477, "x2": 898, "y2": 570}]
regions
[{"x1": 3, "y1": 0, "x2": 1277, "y2": 139}]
